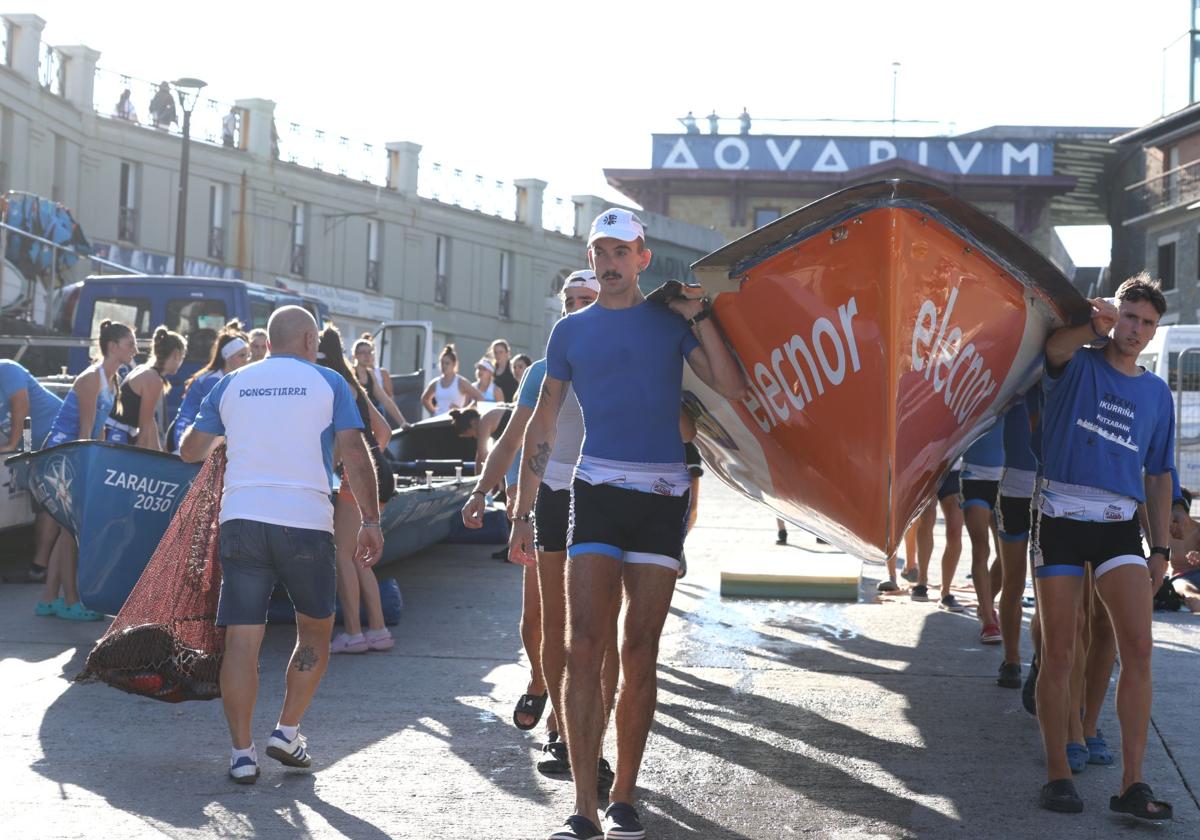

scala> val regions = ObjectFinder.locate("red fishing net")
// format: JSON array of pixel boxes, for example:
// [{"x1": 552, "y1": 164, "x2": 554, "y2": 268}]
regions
[{"x1": 77, "y1": 446, "x2": 227, "y2": 702}]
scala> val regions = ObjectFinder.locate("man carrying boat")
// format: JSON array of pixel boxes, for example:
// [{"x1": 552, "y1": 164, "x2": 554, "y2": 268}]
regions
[
  {"x1": 509, "y1": 209, "x2": 746, "y2": 840},
  {"x1": 180, "y1": 306, "x2": 383, "y2": 784},
  {"x1": 1033, "y1": 275, "x2": 1173, "y2": 820}
]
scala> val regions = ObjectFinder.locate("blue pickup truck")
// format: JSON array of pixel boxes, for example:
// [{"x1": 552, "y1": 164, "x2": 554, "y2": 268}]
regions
[{"x1": 53, "y1": 275, "x2": 330, "y2": 418}]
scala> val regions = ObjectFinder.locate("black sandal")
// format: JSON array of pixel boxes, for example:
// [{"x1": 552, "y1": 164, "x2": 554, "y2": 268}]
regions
[
  {"x1": 537, "y1": 732, "x2": 571, "y2": 776},
  {"x1": 1110, "y1": 782, "x2": 1173, "y2": 821},
  {"x1": 1040, "y1": 779, "x2": 1083, "y2": 813},
  {"x1": 512, "y1": 691, "x2": 548, "y2": 730}
]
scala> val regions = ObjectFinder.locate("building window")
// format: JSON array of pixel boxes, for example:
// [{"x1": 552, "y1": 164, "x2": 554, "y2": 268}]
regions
[
  {"x1": 499, "y1": 251, "x2": 511, "y2": 318},
  {"x1": 118, "y1": 161, "x2": 138, "y2": 243},
  {"x1": 208, "y1": 184, "x2": 225, "y2": 261},
  {"x1": 754, "y1": 207, "x2": 782, "y2": 228},
  {"x1": 1159, "y1": 241, "x2": 1176, "y2": 291},
  {"x1": 290, "y1": 203, "x2": 307, "y2": 276},
  {"x1": 366, "y1": 220, "x2": 381, "y2": 291},
  {"x1": 434, "y1": 235, "x2": 449, "y2": 305}
]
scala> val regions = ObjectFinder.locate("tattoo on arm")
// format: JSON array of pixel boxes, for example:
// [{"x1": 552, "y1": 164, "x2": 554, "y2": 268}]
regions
[
  {"x1": 295, "y1": 644, "x2": 318, "y2": 672},
  {"x1": 526, "y1": 441, "x2": 551, "y2": 478}
]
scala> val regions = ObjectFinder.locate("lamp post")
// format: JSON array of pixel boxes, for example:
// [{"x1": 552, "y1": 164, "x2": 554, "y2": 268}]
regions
[{"x1": 172, "y1": 77, "x2": 207, "y2": 274}]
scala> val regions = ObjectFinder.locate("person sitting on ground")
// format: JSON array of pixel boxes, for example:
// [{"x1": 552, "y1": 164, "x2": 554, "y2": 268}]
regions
[
  {"x1": 248, "y1": 328, "x2": 269, "y2": 362},
  {"x1": 105, "y1": 326, "x2": 186, "y2": 449},
  {"x1": 316, "y1": 326, "x2": 398, "y2": 654},
  {"x1": 472, "y1": 358, "x2": 506, "y2": 403},
  {"x1": 351, "y1": 335, "x2": 410, "y2": 429},
  {"x1": 421, "y1": 344, "x2": 484, "y2": 415},
  {"x1": 1168, "y1": 487, "x2": 1200, "y2": 613},
  {"x1": 169, "y1": 322, "x2": 252, "y2": 451}
]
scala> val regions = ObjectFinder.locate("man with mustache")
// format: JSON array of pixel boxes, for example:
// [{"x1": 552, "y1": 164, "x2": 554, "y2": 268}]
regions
[{"x1": 510, "y1": 209, "x2": 746, "y2": 840}]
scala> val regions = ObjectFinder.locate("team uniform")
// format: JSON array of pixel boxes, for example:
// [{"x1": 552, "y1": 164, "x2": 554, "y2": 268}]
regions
[
  {"x1": 172, "y1": 369, "x2": 223, "y2": 450},
  {"x1": 937, "y1": 457, "x2": 963, "y2": 500},
  {"x1": 1033, "y1": 347, "x2": 1174, "y2": 580},
  {"x1": 997, "y1": 401, "x2": 1038, "y2": 542},
  {"x1": 960, "y1": 421, "x2": 1004, "y2": 510},
  {"x1": 546, "y1": 300, "x2": 698, "y2": 571},
  {"x1": 191, "y1": 355, "x2": 363, "y2": 624},
  {"x1": 0, "y1": 359, "x2": 63, "y2": 450},
  {"x1": 44, "y1": 363, "x2": 115, "y2": 447}
]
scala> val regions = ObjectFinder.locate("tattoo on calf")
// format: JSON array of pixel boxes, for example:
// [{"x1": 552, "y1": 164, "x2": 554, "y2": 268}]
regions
[
  {"x1": 527, "y1": 441, "x2": 551, "y2": 478},
  {"x1": 295, "y1": 644, "x2": 318, "y2": 672}
]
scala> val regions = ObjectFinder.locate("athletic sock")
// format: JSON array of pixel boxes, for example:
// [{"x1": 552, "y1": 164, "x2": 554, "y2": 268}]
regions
[
  {"x1": 275, "y1": 723, "x2": 299, "y2": 741},
  {"x1": 231, "y1": 745, "x2": 257, "y2": 765}
]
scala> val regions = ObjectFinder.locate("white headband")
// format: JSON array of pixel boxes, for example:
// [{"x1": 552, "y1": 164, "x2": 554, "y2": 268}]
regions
[{"x1": 221, "y1": 337, "x2": 248, "y2": 360}]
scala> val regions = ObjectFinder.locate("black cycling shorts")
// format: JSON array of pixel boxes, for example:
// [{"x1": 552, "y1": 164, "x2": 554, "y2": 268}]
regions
[
  {"x1": 567, "y1": 479, "x2": 689, "y2": 571},
  {"x1": 997, "y1": 495, "x2": 1032, "y2": 541},
  {"x1": 534, "y1": 485, "x2": 571, "y2": 553},
  {"x1": 960, "y1": 479, "x2": 998, "y2": 510},
  {"x1": 936, "y1": 470, "x2": 961, "y2": 501},
  {"x1": 1031, "y1": 511, "x2": 1145, "y2": 581}
]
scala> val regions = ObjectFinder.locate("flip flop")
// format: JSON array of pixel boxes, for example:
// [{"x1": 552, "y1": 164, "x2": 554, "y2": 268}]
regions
[
  {"x1": 1110, "y1": 782, "x2": 1173, "y2": 821},
  {"x1": 1040, "y1": 778, "x2": 1083, "y2": 813},
  {"x1": 513, "y1": 691, "x2": 548, "y2": 731}
]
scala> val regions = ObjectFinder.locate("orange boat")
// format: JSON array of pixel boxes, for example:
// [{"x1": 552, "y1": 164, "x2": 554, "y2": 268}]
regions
[{"x1": 683, "y1": 180, "x2": 1090, "y2": 561}]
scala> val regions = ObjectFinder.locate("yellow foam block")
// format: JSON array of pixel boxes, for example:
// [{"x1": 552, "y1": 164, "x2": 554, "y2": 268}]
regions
[{"x1": 720, "y1": 553, "x2": 862, "y2": 600}]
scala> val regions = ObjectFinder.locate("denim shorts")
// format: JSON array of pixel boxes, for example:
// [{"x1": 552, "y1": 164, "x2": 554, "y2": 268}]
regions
[{"x1": 216, "y1": 518, "x2": 336, "y2": 625}]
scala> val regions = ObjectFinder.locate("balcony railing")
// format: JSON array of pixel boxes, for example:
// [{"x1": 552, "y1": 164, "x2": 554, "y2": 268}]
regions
[
  {"x1": 39, "y1": 45, "x2": 65, "y2": 96},
  {"x1": 434, "y1": 273, "x2": 448, "y2": 305},
  {"x1": 208, "y1": 226, "x2": 225, "y2": 261},
  {"x1": 499, "y1": 288, "x2": 511, "y2": 319},
  {"x1": 118, "y1": 206, "x2": 138, "y2": 242},
  {"x1": 1124, "y1": 157, "x2": 1200, "y2": 219},
  {"x1": 366, "y1": 259, "x2": 380, "y2": 291},
  {"x1": 290, "y1": 243, "x2": 306, "y2": 276}
]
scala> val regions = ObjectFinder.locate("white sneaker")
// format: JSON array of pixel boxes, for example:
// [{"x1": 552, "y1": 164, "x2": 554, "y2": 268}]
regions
[
  {"x1": 229, "y1": 754, "x2": 260, "y2": 784},
  {"x1": 266, "y1": 729, "x2": 312, "y2": 768}
]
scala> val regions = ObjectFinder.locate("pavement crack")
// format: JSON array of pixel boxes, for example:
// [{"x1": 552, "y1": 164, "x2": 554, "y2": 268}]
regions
[{"x1": 1150, "y1": 715, "x2": 1200, "y2": 812}]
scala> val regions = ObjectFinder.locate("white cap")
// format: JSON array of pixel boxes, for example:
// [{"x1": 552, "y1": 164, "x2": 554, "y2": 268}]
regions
[
  {"x1": 475, "y1": 358, "x2": 495, "y2": 372},
  {"x1": 588, "y1": 208, "x2": 645, "y2": 246},
  {"x1": 562, "y1": 269, "x2": 600, "y2": 294}
]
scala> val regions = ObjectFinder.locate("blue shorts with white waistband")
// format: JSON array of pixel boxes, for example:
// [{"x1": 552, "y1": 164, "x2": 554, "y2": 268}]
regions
[{"x1": 566, "y1": 479, "x2": 689, "y2": 572}]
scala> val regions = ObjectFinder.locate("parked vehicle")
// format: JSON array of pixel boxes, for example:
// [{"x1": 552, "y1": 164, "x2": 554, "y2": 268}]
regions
[{"x1": 1138, "y1": 325, "x2": 1200, "y2": 489}]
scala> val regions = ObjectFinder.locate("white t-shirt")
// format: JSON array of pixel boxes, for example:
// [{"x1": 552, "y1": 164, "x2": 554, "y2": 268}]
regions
[{"x1": 193, "y1": 355, "x2": 363, "y2": 532}]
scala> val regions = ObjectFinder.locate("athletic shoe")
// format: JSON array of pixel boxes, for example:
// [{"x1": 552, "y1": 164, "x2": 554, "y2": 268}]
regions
[
  {"x1": 602, "y1": 802, "x2": 646, "y2": 840},
  {"x1": 876, "y1": 578, "x2": 899, "y2": 593},
  {"x1": 997, "y1": 661, "x2": 1022, "y2": 688},
  {"x1": 1022, "y1": 658, "x2": 1039, "y2": 716},
  {"x1": 364, "y1": 628, "x2": 394, "y2": 651},
  {"x1": 901, "y1": 567, "x2": 919, "y2": 583},
  {"x1": 35, "y1": 597, "x2": 65, "y2": 617},
  {"x1": 911, "y1": 584, "x2": 930, "y2": 602},
  {"x1": 939, "y1": 595, "x2": 964, "y2": 613},
  {"x1": 330, "y1": 632, "x2": 369, "y2": 654},
  {"x1": 55, "y1": 601, "x2": 104, "y2": 621},
  {"x1": 979, "y1": 624, "x2": 1002, "y2": 645},
  {"x1": 229, "y1": 754, "x2": 260, "y2": 784},
  {"x1": 549, "y1": 815, "x2": 603, "y2": 840},
  {"x1": 266, "y1": 729, "x2": 312, "y2": 768}
]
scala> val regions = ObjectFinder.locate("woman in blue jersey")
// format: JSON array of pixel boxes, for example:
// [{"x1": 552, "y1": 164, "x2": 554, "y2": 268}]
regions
[
  {"x1": 38, "y1": 320, "x2": 136, "y2": 621},
  {"x1": 169, "y1": 321, "x2": 251, "y2": 451}
]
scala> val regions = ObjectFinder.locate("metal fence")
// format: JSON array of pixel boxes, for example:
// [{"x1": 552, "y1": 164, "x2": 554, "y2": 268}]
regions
[
  {"x1": 272, "y1": 111, "x2": 384, "y2": 185},
  {"x1": 542, "y1": 192, "x2": 576, "y2": 236},
  {"x1": 93, "y1": 68, "x2": 235, "y2": 147},
  {"x1": 1175, "y1": 347, "x2": 1200, "y2": 494},
  {"x1": 39, "y1": 44, "x2": 64, "y2": 96},
  {"x1": 1123, "y1": 158, "x2": 1200, "y2": 220},
  {"x1": 418, "y1": 160, "x2": 515, "y2": 220}
]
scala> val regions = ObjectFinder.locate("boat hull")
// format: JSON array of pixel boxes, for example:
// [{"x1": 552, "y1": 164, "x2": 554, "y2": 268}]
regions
[
  {"x1": 380, "y1": 478, "x2": 476, "y2": 566},
  {"x1": 686, "y1": 180, "x2": 1089, "y2": 561}
]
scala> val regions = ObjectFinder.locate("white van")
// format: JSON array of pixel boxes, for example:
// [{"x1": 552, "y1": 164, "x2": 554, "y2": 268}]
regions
[{"x1": 1139, "y1": 325, "x2": 1200, "y2": 489}]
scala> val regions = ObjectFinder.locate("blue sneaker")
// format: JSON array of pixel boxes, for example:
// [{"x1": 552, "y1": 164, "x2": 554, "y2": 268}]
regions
[
  {"x1": 549, "y1": 816, "x2": 602, "y2": 840},
  {"x1": 602, "y1": 803, "x2": 646, "y2": 840},
  {"x1": 266, "y1": 729, "x2": 311, "y2": 768},
  {"x1": 229, "y1": 754, "x2": 259, "y2": 784}
]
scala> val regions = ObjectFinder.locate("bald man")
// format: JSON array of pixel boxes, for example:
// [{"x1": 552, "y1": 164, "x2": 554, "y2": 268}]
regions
[{"x1": 181, "y1": 306, "x2": 383, "y2": 784}]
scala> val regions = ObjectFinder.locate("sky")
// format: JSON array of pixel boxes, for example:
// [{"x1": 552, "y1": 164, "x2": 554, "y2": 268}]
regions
[{"x1": 29, "y1": 0, "x2": 1193, "y2": 264}]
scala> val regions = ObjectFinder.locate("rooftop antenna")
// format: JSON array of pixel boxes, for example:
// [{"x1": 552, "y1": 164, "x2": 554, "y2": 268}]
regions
[{"x1": 891, "y1": 62, "x2": 901, "y2": 137}]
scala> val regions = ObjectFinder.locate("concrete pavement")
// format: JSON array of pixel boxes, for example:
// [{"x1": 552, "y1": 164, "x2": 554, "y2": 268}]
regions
[{"x1": 1, "y1": 478, "x2": 1198, "y2": 838}]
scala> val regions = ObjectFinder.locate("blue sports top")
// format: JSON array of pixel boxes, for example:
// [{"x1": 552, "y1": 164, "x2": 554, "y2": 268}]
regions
[
  {"x1": 193, "y1": 356, "x2": 363, "y2": 531},
  {"x1": 1041, "y1": 347, "x2": 1174, "y2": 501},
  {"x1": 0, "y1": 360, "x2": 63, "y2": 450},
  {"x1": 962, "y1": 420, "x2": 1004, "y2": 469},
  {"x1": 45, "y1": 363, "x2": 115, "y2": 446},
  {"x1": 1001, "y1": 401, "x2": 1038, "y2": 472},
  {"x1": 545, "y1": 300, "x2": 699, "y2": 464},
  {"x1": 173, "y1": 370, "x2": 223, "y2": 448}
]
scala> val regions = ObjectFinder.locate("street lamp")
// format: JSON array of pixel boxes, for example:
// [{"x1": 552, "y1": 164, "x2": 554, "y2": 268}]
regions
[{"x1": 172, "y1": 76, "x2": 207, "y2": 274}]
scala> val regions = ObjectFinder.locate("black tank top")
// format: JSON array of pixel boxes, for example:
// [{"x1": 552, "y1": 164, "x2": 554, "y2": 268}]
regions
[{"x1": 110, "y1": 368, "x2": 163, "y2": 428}]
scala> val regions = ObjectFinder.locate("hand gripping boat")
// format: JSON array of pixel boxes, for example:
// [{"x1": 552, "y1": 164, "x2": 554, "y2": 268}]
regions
[{"x1": 681, "y1": 180, "x2": 1090, "y2": 561}]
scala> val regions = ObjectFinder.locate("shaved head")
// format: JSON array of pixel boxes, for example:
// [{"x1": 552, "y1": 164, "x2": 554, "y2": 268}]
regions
[{"x1": 268, "y1": 306, "x2": 318, "y2": 360}]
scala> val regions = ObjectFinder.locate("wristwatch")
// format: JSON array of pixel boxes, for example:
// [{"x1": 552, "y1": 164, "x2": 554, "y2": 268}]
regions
[
  {"x1": 687, "y1": 308, "x2": 711, "y2": 328},
  {"x1": 1150, "y1": 545, "x2": 1171, "y2": 562},
  {"x1": 361, "y1": 521, "x2": 381, "y2": 529}
]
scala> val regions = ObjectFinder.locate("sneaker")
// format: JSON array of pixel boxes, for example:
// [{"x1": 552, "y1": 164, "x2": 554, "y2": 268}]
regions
[
  {"x1": 901, "y1": 567, "x2": 919, "y2": 583},
  {"x1": 602, "y1": 802, "x2": 646, "y2": 840},
  {"x1": 939, "y1": 595, "x2": 964, "y2": 613},
  {"x1": 266, "y1": 729, "x2": 312, "y2": 768},
  {"x1": 549, "y1": 815, "x2": 603, "y2": 840},
  {"x1": 1022, "y1": 658, "x2": 1039, "y2": 716},
  {"x1": 876, "y1": 578, "x2": 899, "y2": 593},
  {"x1": 330, "y1": 632, "x2": 369, "y2": 654},
  {"x1": 55, "y1": 601, "x2": 104, "y2": 621},
  {"x1": 35, "y1": 596, "x2": 65, "y2": 617},
  {"x1": 997, "y1": 661, "x2": 1022, "y2": 688},
  {"x1": 229, "y1": 754, "x2": 260, "y2": 785},
  {"x1": 979, "y1": 623, "x2": 1002, "y2": 645},
  {"x1": 364, "y1": 628, "x2": 394, "y2": 651},
  {"x1": 910, "y1": 584, "x2": 930, "y2": 602},
  {"x1": 597, "y1": 757, "x2": 615, "y2": 795}
]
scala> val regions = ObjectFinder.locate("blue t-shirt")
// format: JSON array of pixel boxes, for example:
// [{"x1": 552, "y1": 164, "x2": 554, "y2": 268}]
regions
[
  {"x1": 518, "y1": 359, "x2": 547, "y2": 410},
  {"x1": 963, "y1": 420, "x2": 1004, "y2": 470},
  {"x1": 172, "y1": 369, "x2": 222, "y2": 448},
  {"x1": 1001, "y1": 401, "x2": 1038, "y2": 472},
  {"x1": 0, "y1": 360, "x2": 63, "y2": 449},
  {"x1": 546, "y1": 301, "x2": 699, "y2": 464},
  {"x1": 1041, "y1": 346, "x2": 1174, "y2": 501},
  {"x1": 193, "y1": 355, "x2": 363, "y2": 531}
]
